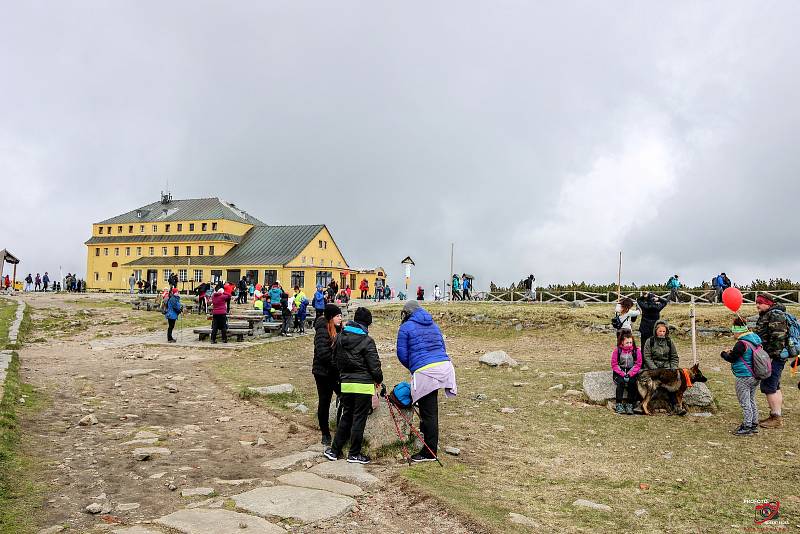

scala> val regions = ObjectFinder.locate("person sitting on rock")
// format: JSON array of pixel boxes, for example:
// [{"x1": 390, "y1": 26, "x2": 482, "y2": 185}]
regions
[
  {"x1": 611, "y1": 330, "x2": 642, "y2": 415},
  {"x1": 642, "y1": 320, "x2": 684, "y2": 415}
]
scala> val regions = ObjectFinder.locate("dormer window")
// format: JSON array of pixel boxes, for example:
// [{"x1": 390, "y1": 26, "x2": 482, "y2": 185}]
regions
[
  {"x1": 202, "y1": 222, "x2": 207, "y2": 231},
  {"x1": 99, "y1": 227, "x2": 103, "y2": 234},
  {"x1": 212, "y1": 222, "x2": 218, "y2": 231},
  {"x1": 136, "y1": 210, "x2": 142, "y2": 218},
  {"x1": 189, "y1": 223, "x2": 195, "y2": 231},
  {"x1": 117, "y1": 226, "x2": 122, "y2": 233},
  {"x1": 128, "y1": 225, "x2": 133, "y2": 233}
]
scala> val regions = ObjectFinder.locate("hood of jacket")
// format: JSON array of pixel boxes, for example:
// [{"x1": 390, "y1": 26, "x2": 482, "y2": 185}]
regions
[
  {"x1": 408, "y1": 307, "x2": 434, "y2": 326},
  {"x1": 763, "y1": 303, "x2": 787, "y2": 315},
  {"x1": 651, "y1": 320, "x2": 671, "y2": 339},
  {"x1": 340, "y1": 321, "x2": 369, "y2": 346},
  {"x1": 739, "y1": 332, "x2": 762, "y2": 346}
]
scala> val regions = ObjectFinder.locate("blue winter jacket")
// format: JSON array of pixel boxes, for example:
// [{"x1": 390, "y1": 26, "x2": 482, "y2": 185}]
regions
[
  {"x1": 313, "y1": 290, "x2": 326, "y2": 310},
  {"x1": 165, "y1": 294, "x2": 183, "y2": 320},
  {"x1": 269, "y1": 287, "x2": 282, "y2": 307},
  {"x1": 727, "y1": 332, "x2": 763, "y2": 377},
  {"x1": 396, "y1": 308, "x2": 450, "y2": 373}
]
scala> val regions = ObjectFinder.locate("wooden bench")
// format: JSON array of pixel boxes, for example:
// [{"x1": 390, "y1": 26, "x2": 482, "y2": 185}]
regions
[{"x1": 193, "y1": 327, "x2": 251, "y2": 342}]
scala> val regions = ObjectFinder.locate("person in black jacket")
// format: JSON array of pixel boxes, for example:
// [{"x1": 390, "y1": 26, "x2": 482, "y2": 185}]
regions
[
  {"x1": 313, "y1": 304, "x2": 343, "y2": 446},
  {"x1": 324, "y1": 307, "x2": 383, "y2": 465},
  {"x1": 637, "y1": 292, "x2": 668, "y2": 347}
]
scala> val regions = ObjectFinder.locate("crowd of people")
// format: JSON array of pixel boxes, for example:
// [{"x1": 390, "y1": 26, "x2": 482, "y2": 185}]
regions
[{"x1": 16, "y1": 272, "x2": 83, "y2": 292}]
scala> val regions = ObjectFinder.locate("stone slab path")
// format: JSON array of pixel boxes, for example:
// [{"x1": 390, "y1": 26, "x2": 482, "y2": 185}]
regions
[{"x1": 232, "y1": 485, "x2": 356, "y2": 524}]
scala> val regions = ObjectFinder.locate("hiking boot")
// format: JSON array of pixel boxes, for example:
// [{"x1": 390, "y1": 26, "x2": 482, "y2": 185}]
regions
[
  {"x1": 748, "y1": 424, "x2": 760, "y2": 434},
  {"x1": 323, "y1": 447, "x2": 340, "y2": 461},
  {"x1": 615, "y1": 403, "x2": 625, "y2": 414},
  {"x1": 625, "y1": 403, "x2": 634, "y2": 415},
  {"x1": 734, "y1": 424, "x2": 752, "y2": 436},
  {"x1": 321, "y1": 435, "x2": 332, "y2": 446},
  {"x1": 760, "y1": 415, "x2": 784, "y2": 429},
  {"x1": 411, "y1": 453, "x2": 437, "y2": 463},
  {"x1": 167, "y1": 338, "x2": 177, "y2": 343},
  {"x1": 346, "y1": 453, "x2": 371, "y2": 464}
]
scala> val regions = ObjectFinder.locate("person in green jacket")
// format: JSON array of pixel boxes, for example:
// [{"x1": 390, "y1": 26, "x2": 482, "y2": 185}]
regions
[{"x1": 642, "y1": 320, "x2": 683, "y2": 415}]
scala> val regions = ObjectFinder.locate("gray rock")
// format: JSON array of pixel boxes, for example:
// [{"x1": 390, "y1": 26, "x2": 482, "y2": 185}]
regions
[
  {"x1": 573, "y1": 499, "x2": 612, "y2": 512},
  {"x1": 261, "y1": 450, "x2": 321, "y2": 470},
  {"x1": 293, "y1": 403, "x2": 309, "y2": 414},
  {"x1": 569, "y1": 301, "x2": 587, "y2": 308},
  {"x1": 85, "y1": 502, "x2": 104, "y2": 514},
  {"x1": 309, "y1": 461, "x2": 379, "y2": 486},
  {"x1": 277, "y1": 471, "x2": 364, "y2": 497},
  {"x1": 181, "y1": 487, "x2": 215, "y2": 497},
  {"x1": 691, "y1": 412, "x2": 713, "y2": 417},
  {"x1": 133, "y1": 447, "x2": 171, "y2": 461},
  {"x1": 634, "y1": 508, "x2": 648, "y2": 517},
  {"x1": 548, "y1": 383, "x2": 564, "y2": 390},
  {"x1": 231, "y1": 486, "x2": 355, "y2": 524},
  {"x1": 247, "y1": 384, "x2": 295, "y2": 396},
  {"x1": 120, "y1": 438, "x2": 158, "y2": 446},
  {"x1": 564, "y1": 389, "x2": 583, "y2": 396},
  {"x1": 156, "y1": 508, "x2": 285, "y2": 534},
  {"x1": 444, "y1": 446, "x2": 461, "y2": 456},
  {"x1": 79, "y1": 414, "x2": 98, "y2": 426},
  {"x1": 479, "y1": 351, "x2": 519, "y2": 368},
  {"x1": 214, "y1": 477, "x2": 259, "y2": 486},
  {"x1": 509, "y1": 512, "x2": 539, "y2": 527},
  {"x1": 116, "y1": 502, "x2": 141, "y2": 511},
  {"x1": 165, "y1": 383, "x2": 179, "y2": 393},
  {"x1": 121, "y1": 368, "x2": 159, "y2": 378},
  {"x1": 683, "y1": 383, "x2": 713, "y2": 407},
  {"x1": 134, "y1": 430, "x2": 160, "y2": 440}
]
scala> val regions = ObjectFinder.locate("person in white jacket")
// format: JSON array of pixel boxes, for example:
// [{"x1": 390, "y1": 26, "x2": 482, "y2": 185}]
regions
[
  {"x1": 434, "y1": 285, "x2": 442, "y2": 301},
  {"x1": 614, "y1": 297, "x2": 640, "y2": 334}
]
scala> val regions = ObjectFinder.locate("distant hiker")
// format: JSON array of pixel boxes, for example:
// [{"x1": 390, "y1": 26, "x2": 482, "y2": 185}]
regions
[
  {"x1": 611, "y1": 330, "x2": 642, "y2": 415},
  {"x1": 325, "y1": 307, "x2": 383, "y2": 465},
  {"x1": 34, "y1": 273, "x2": 41, "y2": 291},
  {"x1": 434, "y1": 284, "x2": 442, "y2": 301},
  {"x1": 42, "y1": 272, "x2": 49, "y2": 292},
  {"x1": 164, "y1": 287, "x2": 184, "y2": 343},
  {"x1": 637, "y1": 292, "x2": 668, "y2": 347},
  {"x1": 755, "y1": 295, "x2": 789, "y2": 429},
  {"x1": 667, "y1": 274, "x2": 680, "y2": 302},
  {"x1": 4, "y1": 275, "x2": 11, "y2": 290},
  {"x1": 345, "y1": 285, "x2": 352, "y2": 301},
  {"x1": 462, "y1": 274, "x2": 471, "y2": 300},
  {"x1": 451, "y1": 274, "x2": 461, "y2": 301},
  {"x1": 24, "y1": 273, "x2": 32, "y2": 292},
  {"x1": 169, "y1": 272, "x2": 178, "y2": 289},
  {"x1": 210, "y1": 286, "x2": 230, "y2": 344},
  {"x1": 613, "y1": 297, "x2": 640, "y2": 334},
  {"x1": 374, "y1": 278, "x2": 384, "y2": 301},
  {"x1": 383, "y1": 285, "x2": 391, "y2": 301},
  {"x1": 314, "y1": 303, "x2": 343, "y2": 446},
  {"x1": 329, "y1": 280, "x2": 339, "y2": 302},
  {"x1": 720, "y1": 317, "x2": 763, "y2": 435},
  {"x1": 359, "y1": 278, "x2": 369, "y2": 300},
  {"x1": 523, "y1": 274, "x2": 536, "y2": 301},
  {"x1": 396, "y1": 300, "x2": 457, "y2": 462},
  {"x1": 313, "y1": 285, "x2": 326, "y2": 317},
  {"x1": 416, "y1": 286, "x2": 424, "y2": 300},
  {"x1": 129, "y1": 273, "x2": 136, "y2": 294}
]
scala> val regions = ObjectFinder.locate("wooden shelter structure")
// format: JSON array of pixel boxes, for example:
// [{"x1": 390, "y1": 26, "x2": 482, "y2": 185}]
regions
[{"x1": 0, "y1": 249, "x2": 20, "y2": 287}]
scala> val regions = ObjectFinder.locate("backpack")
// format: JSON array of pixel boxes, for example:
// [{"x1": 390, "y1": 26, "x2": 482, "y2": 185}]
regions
[
  {"x1": 389, "y1": 382, "x2": 412, "y2": 408},
  {"x1": 740, "y1": 340, "x2": 772, "y2": 380},
  {"x1": 778, "y1": 310, "x2": 800, "y2": 360}
]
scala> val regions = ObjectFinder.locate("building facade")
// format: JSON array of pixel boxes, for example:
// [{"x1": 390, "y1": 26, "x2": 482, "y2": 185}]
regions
[{"x1": 85, "y1": 194, "x2": 384, "y2": 293}]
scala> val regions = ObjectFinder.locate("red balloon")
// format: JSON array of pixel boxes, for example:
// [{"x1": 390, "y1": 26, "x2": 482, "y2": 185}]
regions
[
  {"x1": 722, "y1": 287, "x2": 743, "y2": 312},
  {"x1": 255, "y1": 284, "x2": 262, "y2": 291}
]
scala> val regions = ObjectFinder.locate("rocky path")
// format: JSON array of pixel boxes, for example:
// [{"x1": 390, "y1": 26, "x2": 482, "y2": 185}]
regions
[{"x1": 17, "y1": 295, "x2": 478, "y2": 534}]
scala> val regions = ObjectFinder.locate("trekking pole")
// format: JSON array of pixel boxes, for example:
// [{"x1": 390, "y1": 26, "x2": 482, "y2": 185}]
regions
[
  {"x1": 389, "y1": 400, "x2": 443, "y2": 466},
  {"x1": 385, "y1": 397, "x2": 412, "y2": 466}
]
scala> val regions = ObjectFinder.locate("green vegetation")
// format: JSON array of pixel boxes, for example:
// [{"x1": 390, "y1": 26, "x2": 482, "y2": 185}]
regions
[{"x1": 0, "y1": 300, "x2": 15, "y2": 349}]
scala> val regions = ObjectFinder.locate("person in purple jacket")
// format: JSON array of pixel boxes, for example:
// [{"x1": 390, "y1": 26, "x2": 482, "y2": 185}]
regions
[{"x1": 396, "y1": 300, "x2": 457, "y2": 462}]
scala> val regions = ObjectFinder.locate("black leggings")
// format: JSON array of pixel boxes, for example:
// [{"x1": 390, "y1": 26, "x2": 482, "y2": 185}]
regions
[
  {"x1": 211, "y1": 314, "x2": 227, "y2": 342},
  {"x1": 332, "y1": 393, "x2": 372, "y2": 456},
  {"x1": 613, "y1": 373, "x2": 639, "y2": 404},
  {"x1": 416, "y1": 389, "x2": 439, "y2": 456},
  {"x1": 167, "y1": 318, "x2": 176, "y2": 341},
  {"x1": 314, "y1": 373, "x2": 341, "y2": 437}
]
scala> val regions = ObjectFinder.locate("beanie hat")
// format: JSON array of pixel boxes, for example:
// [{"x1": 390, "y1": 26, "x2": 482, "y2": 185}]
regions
[
  {"x1": 403, "y1": 300, "x2": 421, "y2": 315},
  {"x1": 756, "y1": 295, "x2": 774, "y2": 306},
  {"x1": 354, "y1": 307, "x2": 372, "y2": 327},
  {"x1": 731, "y1": 324, "x2": 749, "y2": 334},
  {"x1": 324, "y1": 303, "x2": 342, "y2": 321}
]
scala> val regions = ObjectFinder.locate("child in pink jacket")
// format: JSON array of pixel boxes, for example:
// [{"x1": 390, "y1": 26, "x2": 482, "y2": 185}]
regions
[{"x1": 611, "y1": 330, "x2": 643, "y2": 415}]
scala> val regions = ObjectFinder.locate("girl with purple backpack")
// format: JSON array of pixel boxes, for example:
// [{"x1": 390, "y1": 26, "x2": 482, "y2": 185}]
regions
[{"x1": 720, "y1": 317, "x2": 764, "y2": 436}]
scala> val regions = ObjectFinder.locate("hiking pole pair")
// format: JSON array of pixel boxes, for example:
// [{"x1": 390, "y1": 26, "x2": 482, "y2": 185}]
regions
[{"x1": 381, "y1": 386, "x2": 443, "y2": 467}]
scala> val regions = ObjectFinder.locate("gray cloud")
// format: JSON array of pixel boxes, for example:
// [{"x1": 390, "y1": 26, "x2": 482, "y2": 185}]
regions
[{"x1": 1, "y1": 2, "x2": 798, "y2": 291}]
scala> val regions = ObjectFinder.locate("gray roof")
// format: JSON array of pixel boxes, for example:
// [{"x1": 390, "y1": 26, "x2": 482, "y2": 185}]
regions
[
  {"x1": 124, "y1": 224, "x2": 335, "y2": 267},
  {"x1": 84, "y1": 233, "x2": 242, "y2": 245},
  {"x1": 96, "y1": 197, "x2": 264, "y2": 225}
]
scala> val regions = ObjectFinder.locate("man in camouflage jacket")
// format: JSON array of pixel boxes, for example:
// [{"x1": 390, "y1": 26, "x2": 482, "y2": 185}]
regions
[{"x1": 755, "y1": 295, "x2": 789, "y2": 428}]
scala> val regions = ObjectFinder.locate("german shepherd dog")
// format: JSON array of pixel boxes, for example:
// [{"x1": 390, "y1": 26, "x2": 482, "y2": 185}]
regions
[{"x1": 636, "y1": 363, "x2": 707, "y2": 416}]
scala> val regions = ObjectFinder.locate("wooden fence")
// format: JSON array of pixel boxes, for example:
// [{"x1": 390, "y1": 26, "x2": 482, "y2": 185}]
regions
[{"x1": 469, "y1": 289, "x2": 800, "y2": 304}]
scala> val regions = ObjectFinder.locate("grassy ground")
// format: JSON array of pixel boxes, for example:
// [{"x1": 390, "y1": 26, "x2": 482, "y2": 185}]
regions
[
  {"x1": 208, "y1": 302, "x2": 800, "y2": 533},
  {"x1": 0, "y1": 300, "x2": 16, "y2": 349}
]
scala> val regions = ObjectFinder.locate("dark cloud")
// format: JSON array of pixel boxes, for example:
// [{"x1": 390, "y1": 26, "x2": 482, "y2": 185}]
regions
[{"x1": 1, "y1": 2, "x2": 798, "y2": 290}]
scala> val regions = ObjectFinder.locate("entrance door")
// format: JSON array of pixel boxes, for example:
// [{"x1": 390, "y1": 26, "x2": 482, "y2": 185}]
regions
[
  {"x1": 211, "y1": 270, "x2": 223, "y2": 283},
  {"x1": 147, "y1": 269, "x2": 157, "y2": 285},
  {"x1": 227, "y1": 269, "x2": 241, "y2": 284},
  {"x1": 245, "y1": 270, "x2": 258, "y2": 285}
]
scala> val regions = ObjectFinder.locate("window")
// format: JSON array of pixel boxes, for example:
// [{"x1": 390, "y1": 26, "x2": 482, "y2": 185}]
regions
[
  {"x1": 114, "y1": 247, "x2": 119, "y2": 256},
  {"x1": 177, "y1": 223, "x2": 183, "y2": 231},
  {"x1": 111, "y1": 261, "x2": 119, "y2": 268},
  {"x1": 162, "y1": 247, "x2": 168, "y2": 256},
  {"x1": 310, "y1": 257, "x2": 314, "y2": 265},
  {"x1": 128, "y1": 225, "x2": 133, "y2": 233},
  {"x1": 95, "y1": 248, "x2": 100, "y2": 257},
  {"x1": 133, "y1": 270, "x2": 142, "y2": 281},
  {"x1": 178, "y1": 269, "x2": 187, "y2": 282},
  {"x1": 212, "y1": 222, "x2": 217, "y2": 231},
  {"x1": 201, "y1": 222, "x2": 207, "y2": 231},
  {"x1": 193, "y1": 269, "x2": 203, "y2": 282},
  {"x1": 291, "y1": 271, "x2": 305, "y2": 289},
  {"x1": 107, "y1": 226, "x2": 111, "y2": 234},
  {"x1": 125, "y1": 247, "x2": 130, "y2": 256},
  {"x1": 174, "y1": 246, "x2": 179, "y2": 256},
  {"x1": 186, "y1": 246, "x2": 192, "y2": 255},
  {"x1": 107, "y1": 272, "x2": 113, "y2": 281},
  {"x1": 324, "y1": 241, "x2": 328, "y2": 249},
  {"x1": 149, "y1": 247, "x2": 154, "y2": 256},
  {"x1": 189, "y1": 223, "x2": 195, "y2": 231},
  {"x1": 152, "y1": 225, "x2": 158, "y2": 232},
  {"x1": 165, "y1": 224, "x2": 170, "y2": 232},
  {"x1": 319, "y1": 240, "x2": 323, "y2": 248},
  {"x1": 94, "y1": 272, "x2": 99, "y2": 281},
  {"x1": 329, "y1": 260, "x2": 333, "y2": 267},
  {"x1": 301, "y1": 256, "x2": 306, "y2": 264},
  {"x1": 198, "y1": 246, "x2": 204, "y2": 256},
  {"x1": 136, "y1": 247, "x2": 142, "y2": 256},
  {"x1": 350, "y1": 274, "x2": 357, "y2": 290},
  {"x1": 98, "y1": 227, "x2": 103, "y2": 234},
  {"x1": 316, "y1": 271, "x2": 333, "y2": 288},
  {"x1": 117, "y1": 226, "x2": 122, "y2": 233},
  {"x1": 104, "y1": 248, "x2": 108, "y2": 256},
  {"x1": 264, "y1": 270, "x2": 277, "y2": 286},
  {"x1": 209, "y1": 246, "x2": 215, "y2": 256},
  {"x1": 163, "y1": 269, "x2": 171, "y2": 282},
  {"x1": 140, "y1": 225, "x2": 145, "y2": 233},
  {"x1": 211, "y1": 270, "x2": 222, "y2": 282}
]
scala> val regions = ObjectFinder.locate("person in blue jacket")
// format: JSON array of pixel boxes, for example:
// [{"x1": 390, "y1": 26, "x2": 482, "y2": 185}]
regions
[
  {"x1": 164, "y1": 287, "x2": 184, "y2": 343},
  {"x1": 396, "y1": 300, "x2": 457, "y2": 462},
  {"x1": 313, "y1": 284, "x2": 326, "y2": 318},
  {"x1": 720, "y1": 317, "x2": 763, "y2": 435}
]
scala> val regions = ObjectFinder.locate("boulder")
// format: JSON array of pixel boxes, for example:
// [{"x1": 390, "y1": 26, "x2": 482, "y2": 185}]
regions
[
  {"x1": 582, "y1": 370, "x2": 713, "y2": 407},
  {"x1": 328, "y1": 398, "x2": 414, "y2": 450},
  {"x1": 248, "y1": 384, "x2": 294, "y2": 396},
  {"x1": 479, "y1": 351, "x2": 519, "y2": 368}
]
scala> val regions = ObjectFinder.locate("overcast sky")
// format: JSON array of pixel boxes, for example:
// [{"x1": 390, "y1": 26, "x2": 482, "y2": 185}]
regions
[{"x1": 2, "y1": 2, "x2": 798, "y2": 291}]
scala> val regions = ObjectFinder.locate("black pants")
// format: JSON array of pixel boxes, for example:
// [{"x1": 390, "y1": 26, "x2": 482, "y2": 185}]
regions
[
  {"x1": 416, "y1": 390, "x2": 439, "y2": 457},
  {"x1": 613, "y1": 373, "x2": 638, "y2": 404},
  {"x1": 332, "y1": 393, "x2": 372, "y2": 456},
  {"x1": 281, "y1": 313, "x2": 291, "y2": 334},
  {"x1": 211, "y1": 314, "x2": 227, "y2": 342},
  {"x1": 167, "y1": 318, "x2": 176, "y2": 341},
  {"x1": 360, "y1": 290, "x2": 367, "y2": 299},
  {"x1": 314, "y1": 373, "x2": 342, "y2": 437}
]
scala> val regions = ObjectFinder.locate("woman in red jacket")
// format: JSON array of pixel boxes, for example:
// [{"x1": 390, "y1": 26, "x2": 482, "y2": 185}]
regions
[{"x1": 211, "y1": 285, "x2": 231, "y2": 343}]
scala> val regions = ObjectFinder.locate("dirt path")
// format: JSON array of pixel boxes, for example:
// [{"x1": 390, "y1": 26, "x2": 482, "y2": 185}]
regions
[{"x1": 17, "y1": 294, "x2": 481, "y2": 534}]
